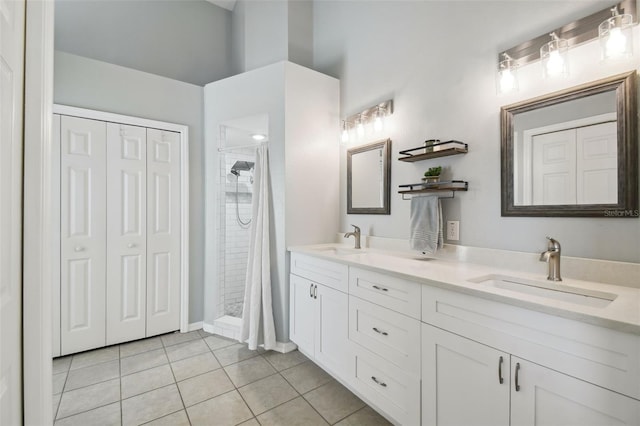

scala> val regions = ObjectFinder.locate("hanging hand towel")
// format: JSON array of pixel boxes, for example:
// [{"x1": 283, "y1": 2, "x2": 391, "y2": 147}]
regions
[
  {"x1": 240, "y1": 145, "x2": 277, "y2": 351},
  {"x1": 409, "y1": 194, "x2": 443, "y2": 254}
]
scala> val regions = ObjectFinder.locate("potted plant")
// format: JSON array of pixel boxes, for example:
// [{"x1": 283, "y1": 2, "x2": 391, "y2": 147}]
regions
[{"x1": 423, "y1": 166, "x2": 442, "y2": 183}]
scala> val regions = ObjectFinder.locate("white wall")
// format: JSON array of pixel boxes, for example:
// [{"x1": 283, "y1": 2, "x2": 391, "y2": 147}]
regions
[
  {"x1": 313, "y1": 0, "x2": 640, "y2": 263},
  {"x1": 54, "y1": 51, "x2": 206, "y2": 323},
  {"x1": 55, "y1": 0, "x2": 232, "y2": 86}
]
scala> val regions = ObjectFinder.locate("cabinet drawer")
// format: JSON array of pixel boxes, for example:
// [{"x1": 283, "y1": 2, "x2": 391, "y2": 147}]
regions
[
  {"x1": 350, "y1": 345, "x2": 420, "y2": 426},
  {"x1": 349, "y1": 296, "x2": 420, "y2": 375},
  {"x1": 422, "y1": 285, "x2": 640, "y2": 400},
  {"x1": 290, "y1": 253, "x2": 348, "y2": 292},
  {"x1": 349, "y1": 267, "x2": 421, "y2": 319}
]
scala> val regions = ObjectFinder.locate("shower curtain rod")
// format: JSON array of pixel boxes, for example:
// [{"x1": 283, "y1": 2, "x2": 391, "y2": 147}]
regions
[{"x1": 217, "y1": 141, "x2": 268, "y2": 152}]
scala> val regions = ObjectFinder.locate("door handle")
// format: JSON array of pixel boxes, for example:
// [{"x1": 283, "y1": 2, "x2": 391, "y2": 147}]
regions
[
  {"x1": 74, "y1": 246, "x2": 84, "y2": 252},
  {"x1": 313, "y1": 285, "x2": 317, "y2": 299},
  {"x1": 515, "y1": 362, "x2": 521, "y2": 391},
  {"x1": 498, "y1": 356, "x2": 504, "y2": 384},
  {"x1": 310, "y1": 283, "x2": 314, "y2": 298},
  {"x1": 127, "y1": 243, "x2": 136, "y2": 248}
]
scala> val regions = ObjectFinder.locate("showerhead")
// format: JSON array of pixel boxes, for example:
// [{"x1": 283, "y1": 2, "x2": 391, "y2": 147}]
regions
[{"x1": 230, "y1": 161, "x2": 254, "y2": 175}]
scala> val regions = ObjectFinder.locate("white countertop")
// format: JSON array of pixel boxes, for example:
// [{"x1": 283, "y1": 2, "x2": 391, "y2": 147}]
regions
[{"x1": 289, "y1": 243, "x2": 640, "y2": 335}]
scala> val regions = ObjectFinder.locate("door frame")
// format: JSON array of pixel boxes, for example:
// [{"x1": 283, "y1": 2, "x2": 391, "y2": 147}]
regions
[
  {"x1": 22, "y1": 0, "x2": 55, "y2": 424},
  {"x1": 53, "y1": 104, "x2": 191, "y2": 337}
]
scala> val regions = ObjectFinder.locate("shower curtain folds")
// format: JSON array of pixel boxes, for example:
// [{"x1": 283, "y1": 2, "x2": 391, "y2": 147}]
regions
[{"x1": 240, "y1": 145, "x2": 276, "y2": 350}]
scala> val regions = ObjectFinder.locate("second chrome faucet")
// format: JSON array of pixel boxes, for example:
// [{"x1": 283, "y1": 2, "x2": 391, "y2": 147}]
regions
[
  {"x1": 344, "y1": 224, "x2": 361, "y2": 249},
  {"x1": 540, "y1": 236, "x2": 561, "y2": 281}
]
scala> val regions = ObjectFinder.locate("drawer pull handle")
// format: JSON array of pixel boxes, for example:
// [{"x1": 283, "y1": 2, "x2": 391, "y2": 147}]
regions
[
  {"x1": 515, "y1": 362, "x2": 521, "y2": 392},
  {"x1": 372, "y1": 285, "x2": 389, "y2": 292},
  {"x1": 371, "y1": 376, "x2": 387, "y2": 387},
  {"x1": 498, "y1": 356, "x2": 504, "y2": 384},
  {"x1": 372, "y1": 327, "x2": 388, "y2": 336},
  {"x1": 313, "y1": 284, "x2": 317, "y2": 299},
  {"x1": 310, "y1": 283, "x2": 313, "y2": 298}
]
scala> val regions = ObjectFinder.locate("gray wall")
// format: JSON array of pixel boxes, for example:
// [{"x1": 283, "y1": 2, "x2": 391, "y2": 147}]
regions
[
  {"x1": 313, "y1": 0, "x2": 640, "y2": 263},
  {"x1": 54, "y1": 51, "x2": 206, "y2": 323},
  {"x1": 55, "y1": 0, "x2": 233, "y2": 86}
]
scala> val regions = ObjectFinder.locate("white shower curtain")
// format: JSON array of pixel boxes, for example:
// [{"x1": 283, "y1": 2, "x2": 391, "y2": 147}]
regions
[{"x1": 240, "y1": 145, "x2": 277, "y2": 350}]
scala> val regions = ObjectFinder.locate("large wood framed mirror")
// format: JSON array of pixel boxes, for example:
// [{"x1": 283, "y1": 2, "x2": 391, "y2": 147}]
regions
[
  {"x1": 347, "y1": 139, "x2": 391, "y2": 214},
  {"x1": 501, "y1": 71, "x2": 638, "y2": 217}
]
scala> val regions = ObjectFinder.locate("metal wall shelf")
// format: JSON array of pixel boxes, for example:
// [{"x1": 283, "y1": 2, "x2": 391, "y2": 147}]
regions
[
  {"x1": 398, "y1": 140, "x2": 468, "y2": 162},
  {"x1": 398, "y1": 180, "x2": 468, "y2": 200}
]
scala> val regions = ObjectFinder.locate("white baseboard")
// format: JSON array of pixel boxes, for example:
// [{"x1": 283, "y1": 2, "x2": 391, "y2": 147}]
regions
[
  {"x1": 202, "y1": 318, "x2": 297, "y2": 353},
  {"x1": 188, "y1": 321, "x2": 203, "y2": 332}
]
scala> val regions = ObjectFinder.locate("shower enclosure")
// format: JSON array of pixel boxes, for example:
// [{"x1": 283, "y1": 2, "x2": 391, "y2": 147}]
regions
[{"x1": 218, "y1": 148, "x2": 255, "y2": 318}]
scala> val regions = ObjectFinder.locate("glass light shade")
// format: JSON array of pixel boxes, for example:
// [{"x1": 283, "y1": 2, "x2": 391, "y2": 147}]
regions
[
  {"x1": 541, "y1": 35, "x2": 569, "y2": 78},
  {"x1": 497, "y1": 55, "x2": 518, "y2": 94},
  {"x1": 373, "y1": 110, "x2": 384, "y2": 132},
  {"x1": 599, "y1": 13, "x2": 634, "y2": 60},
  {"x1": 356, "y1": 117, "x2": 365, "y2": 138},
  {"x1": 340, "y1": 121, "x2": 349, "y2": 143}
]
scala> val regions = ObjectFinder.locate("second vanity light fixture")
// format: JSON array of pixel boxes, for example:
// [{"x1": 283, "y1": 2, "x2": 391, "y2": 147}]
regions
[
  {"x1": 497, "y1": 0, "x2": 637, "y2": 94},
  {"x1": 341, "y1": 99, "x2": 393, "y2": 143}
]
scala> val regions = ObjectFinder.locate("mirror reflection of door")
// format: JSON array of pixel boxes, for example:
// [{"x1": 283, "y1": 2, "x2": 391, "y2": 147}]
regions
[
  {"x1": 351, "y1": 148, "x2": 384, "y2": 208},
  {"x1": 521, "y1": 115, "x2": 617, "y2": 206}
]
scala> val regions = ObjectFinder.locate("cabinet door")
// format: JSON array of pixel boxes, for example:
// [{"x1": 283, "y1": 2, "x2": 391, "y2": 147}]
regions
[
  {"x1": 511, "y1": 357, "x2": 640, "y2": 426},
  {"x1": 106, "y1": 123, "x2": 147, "y2": 345},
  {"x1": 422, "y1": 324, "x2": 510, "y2": 426},
  {"x1": 289, "y1": 274, "x2": 315, "y2": 356},
  {"x1": 146, "y1": 129, "x2": 181, "y2": 336},
  {"x1": 60, "y1": 116, "x2": 107, "y2": 355},
  {"x1": 315, "y1": 283, "x2": 348, "y2": 377}
]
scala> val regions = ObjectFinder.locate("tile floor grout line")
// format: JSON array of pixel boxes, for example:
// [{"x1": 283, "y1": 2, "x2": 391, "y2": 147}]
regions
[
  {"x1": 157, "y1": 343, "x2": 190, "y2": 425},
  {"x1": 54, "y1": 400, "x2": 120, "y2": 423},
  {"x1": 118, "y1": 345, "x2": 123, "y2": 426}
]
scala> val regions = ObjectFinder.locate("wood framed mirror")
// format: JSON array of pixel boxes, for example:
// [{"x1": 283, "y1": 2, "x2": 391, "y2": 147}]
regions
[
  {"x1": 347, "y1": 139, "x2": 391, "y2": 215},
  {"x1": 501, "y1": 71, "x2": 638, "y2": 217}
]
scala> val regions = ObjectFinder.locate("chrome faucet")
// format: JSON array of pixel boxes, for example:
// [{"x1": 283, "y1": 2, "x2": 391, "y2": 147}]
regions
[
  {"x1": 539, "y1": 236, "x2": 562, "y2": 281},
  {"x1": 344, "y1": 224, "x2": 361, "y2": 249}
]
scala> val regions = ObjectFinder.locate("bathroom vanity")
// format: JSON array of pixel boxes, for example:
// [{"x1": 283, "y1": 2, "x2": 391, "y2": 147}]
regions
[{"x1": 288, "y1": 244, "x2": 640, "y2": 425}]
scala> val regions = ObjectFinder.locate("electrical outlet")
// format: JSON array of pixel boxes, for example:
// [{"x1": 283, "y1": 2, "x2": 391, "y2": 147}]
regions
[{"x1": 447, "y1": 221, "x2": 460, "y2": 241}]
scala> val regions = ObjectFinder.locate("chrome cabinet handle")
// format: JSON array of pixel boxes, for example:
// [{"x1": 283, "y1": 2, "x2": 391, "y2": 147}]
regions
[
  {"x1": 372, "y1": 285, "x2": 389, "y2": 292},
  {"x1": 515, "y1": 362, "x2": 521, "y2": 391},
  {"x1": 313, "y1": 285, "x2": 317, "y2": 299},
  {"x1": 310, "y1": 283, "x2": 314, "y2": 298},
  {"x1": 371, "y1": 376, "x2": 387, "y2": 387},
  {"x1": 498, "y1": 356, "x2": 504, "y2": 384},
  {"x1": 74, "y1": 246, "x2": 84, "y2": 252},
  {"x1": 372, "y1": 327, "x2": 388, "y2": 336}
]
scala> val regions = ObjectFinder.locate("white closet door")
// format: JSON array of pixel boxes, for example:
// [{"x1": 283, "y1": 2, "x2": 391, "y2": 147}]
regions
[
  {"x1": 106, "y1": 123, "x2": 147, "y2": 345},
  {"x1": 576, "y1": 122, "x2": 617, "y2": 204},
  {"x1": 532, "y1": 129, "x2": 577, "y2": 205},
  {"x1": 60, "y1": 116, "x2": 107, "y2": 355},
  {"x1": 146, "y1": 128, "x2": 181, "y2": 336}
]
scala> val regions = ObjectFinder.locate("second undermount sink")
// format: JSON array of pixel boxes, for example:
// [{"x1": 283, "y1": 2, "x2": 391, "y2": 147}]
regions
[{"x1": 468, "y1": 274, "x2": 617, "y2": 308}]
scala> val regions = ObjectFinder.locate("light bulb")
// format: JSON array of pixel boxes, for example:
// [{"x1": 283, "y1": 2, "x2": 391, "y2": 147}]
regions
[
  {"x1": 341, "y1": 128, "x2": 349, "y2": 143},
  {"x1": 546, "y1": 50, "x2": 564, "y2": 76},
  {"x1": 373, "y1": 115, "x2": 383, "y2": 132},
  {"x1": 499, "y1": 68, "x2": 515, "y2": 92},
  {"x1": 606, "y1": 27, "x2": 627, "y2": 57}
]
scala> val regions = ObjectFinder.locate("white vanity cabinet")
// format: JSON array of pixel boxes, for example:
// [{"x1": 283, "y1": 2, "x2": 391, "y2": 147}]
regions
[
  {"x1": 289, "y1": 253, "x2": 349, "y2": 378},
  {"x1": 422, "y1": 285, "x2": 640, "y2": 426},
  {"x1": 347, "y1": 268, "x2": 421, "y2": 426}
]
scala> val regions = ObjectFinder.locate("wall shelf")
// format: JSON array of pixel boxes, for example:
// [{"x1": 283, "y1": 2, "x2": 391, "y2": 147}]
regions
[
  {"x1": 398, "y1": 180, "x2": 468, "y2": 200},
  {"x1": 398, "y1": 140, "x2": 468, "y2": 162}
]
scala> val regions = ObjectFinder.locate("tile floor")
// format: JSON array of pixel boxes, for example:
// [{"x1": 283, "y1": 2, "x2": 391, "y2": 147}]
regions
[{"x1": 52, "y1": 330, "x2": 392, "y2": 426}]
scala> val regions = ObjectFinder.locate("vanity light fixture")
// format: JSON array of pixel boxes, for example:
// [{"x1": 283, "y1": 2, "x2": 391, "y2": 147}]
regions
[
  {"x1": 356, "y1": 114, "x2": 365, "y2": 139},
  {"x1": 341, "y1": 120, "x2": 350, "y2": 143},
  {"x1": 541, "y1": 32, "x2": 569, "y2": 78},
  {"x1": 599, "y1": 6, "x2": 634, "y2": 60},
  {"x1": 497, "y1": 53, "x2": 519, "y2": 94},
  {"x1": 341, "y1": 99, "x2": 393, "y2": 143}
]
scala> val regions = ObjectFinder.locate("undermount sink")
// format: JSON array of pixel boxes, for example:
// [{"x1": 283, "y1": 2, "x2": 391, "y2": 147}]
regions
[
  {"x1": 468, "y1": 274, "x2": 617, "y2": 308},
  {"x1": 314, "y1": 246, "x2": 363, "y2": 256}
]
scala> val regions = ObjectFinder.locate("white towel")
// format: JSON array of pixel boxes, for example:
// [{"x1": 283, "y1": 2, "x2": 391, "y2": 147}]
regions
[{"x1": 409, "y1": 195, "x2": 443, "y2": 254}]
